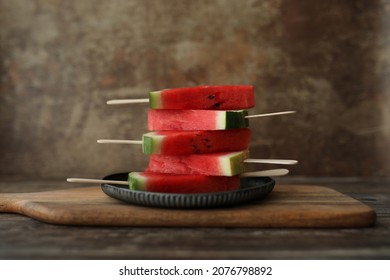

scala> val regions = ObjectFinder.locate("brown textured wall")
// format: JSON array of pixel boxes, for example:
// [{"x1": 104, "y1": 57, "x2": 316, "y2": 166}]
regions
[{"x1": 1, "y1": 0, "x2": 389, "y2": 179}]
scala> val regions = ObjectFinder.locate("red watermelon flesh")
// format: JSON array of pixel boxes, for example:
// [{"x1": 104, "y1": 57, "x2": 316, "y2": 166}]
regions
[
  {"x1": 129, "y1": 172, "x2": 240, "y2": 193},
  {"x1": 146, "y1": 150, "x2": 249, "y2": 176},
  {"x1": 148, "y1": 109, "x2": 248, "y2": 131},
  {"x1": 149, "y1": 85, "x2": 255, "y2": 110},
  {"x1": 142, "y1": 129, "x2": 251, "y2": 155}
]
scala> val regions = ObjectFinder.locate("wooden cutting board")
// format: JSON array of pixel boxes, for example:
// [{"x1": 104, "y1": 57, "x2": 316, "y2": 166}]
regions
[{"x1": 0, "y1": 185, "x2": 375, "y2": 228}]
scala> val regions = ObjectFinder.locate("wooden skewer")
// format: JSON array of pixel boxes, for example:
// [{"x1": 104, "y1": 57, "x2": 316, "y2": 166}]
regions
[
  {"x1": 66, "y1": 169, "x2": 290, "y2": 186},
  {"x1": 244, "y1": 159, "x2": 297, "y2": 165},
  {"x1": 97, "y1": 139, "x2": 143, "y2": 145},
  {"x1": 240, "y1": 169, "x2": 289, "y2": 177},
  {"x1": 245, "y1": 111, "x2": 296, "y2": 119},
  {"x1": 107, "y1": 98, "x2": 149, "y2": 105},
  {"x1": 66, "y1": 178, "x2": 129, "y2": 185}
]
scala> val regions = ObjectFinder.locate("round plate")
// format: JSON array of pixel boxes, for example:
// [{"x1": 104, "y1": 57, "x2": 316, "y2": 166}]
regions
[{"x1": 101, "y1": 173, "x2": 275, "y2": 209}]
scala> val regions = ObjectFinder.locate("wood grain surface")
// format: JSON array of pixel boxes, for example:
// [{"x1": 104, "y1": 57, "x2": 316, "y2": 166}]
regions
[{"x1": 0, "y1": 184, "x2": 376, "y2": 228}]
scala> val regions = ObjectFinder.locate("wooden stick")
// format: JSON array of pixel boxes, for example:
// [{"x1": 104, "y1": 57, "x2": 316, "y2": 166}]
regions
[
  {"x1": 244, "y1": 159, "x2": 297, "y2": 165},
  {"x1": 66, "y1": 178, "x2": 128, "y2": 185},
  {"x1": 97, "y1": 139, "x2": 143, "y2": 145},
  {"x1": 106, "y1": 98, "x2": 149, "y2": 105},
  {"x1": 240, "y1": 169, "x2": 289, "y2": 177},
  {"x1": 245, "y1": 111, "x2": 296, "y2": 119}
]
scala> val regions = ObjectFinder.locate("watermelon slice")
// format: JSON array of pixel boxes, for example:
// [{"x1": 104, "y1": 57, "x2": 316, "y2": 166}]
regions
[
  {"x1": 146, "y1": 150, "x2": 249, "y2": 176},
  {"x1": 148, "y1": 109, "x2": 249, "y2": 131},
  {"x1": 129, "y1": 172, "x2": 240, "y2": 193},
  {"x1": 142, "y1": 129, "x2": 251, "y2": 155},
  {"x1": 149, "y1": 85, "x2": 255, "y2": 110}
]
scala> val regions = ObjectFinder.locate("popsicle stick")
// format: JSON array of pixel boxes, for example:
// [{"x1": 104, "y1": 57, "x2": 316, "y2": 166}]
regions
[
  {"x1": 107, "y1": 98, "x2": 149, "y2": 105},
  {"x1": 97, "y1": 139, "x2": 143, "y2": 145},
  {"x1": 66, "y1": 178, "x2": 129, "y2": 185},
  {"x1": 244, "y1": 159, "x2": 298, "y2": 165},
  {"x1": 245, "y1": 110, "x2": 296, "y2": 119},
  {"x1": 241, "y1": 169, "x2": 289, "y2": 177}
]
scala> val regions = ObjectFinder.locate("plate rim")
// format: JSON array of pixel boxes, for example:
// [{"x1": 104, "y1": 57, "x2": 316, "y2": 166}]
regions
[{"x1": 100, "y1": 172, "x2": 275, "y2": 208}]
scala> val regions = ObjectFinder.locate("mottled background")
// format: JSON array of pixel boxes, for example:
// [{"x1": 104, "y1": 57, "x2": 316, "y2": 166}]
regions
[{"x1": 0, "y1": 0, "x2": 389, "y2": 180}]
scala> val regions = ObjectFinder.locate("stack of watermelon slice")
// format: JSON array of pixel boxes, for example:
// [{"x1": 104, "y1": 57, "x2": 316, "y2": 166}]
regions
[{"x1": 129, "y1": 85, "x2": 256, "y2": 194}]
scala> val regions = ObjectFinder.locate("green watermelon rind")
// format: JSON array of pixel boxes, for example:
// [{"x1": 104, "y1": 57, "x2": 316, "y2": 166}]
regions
[
  {"x1": 149, "y1": 91, "x2": 162, "y2": 108},
  {"x1": 128, "y1": 172, "x2": 147, "y2": 191},
  {"x1": 219, "y1": 150, "x2": 249, "y2": 176},
  {"x1": 142, "y1": 132, "x2": 163, "y2": 154},
  {"x1": 217, "y1": 110, "x2": 248, "y2": 129}
]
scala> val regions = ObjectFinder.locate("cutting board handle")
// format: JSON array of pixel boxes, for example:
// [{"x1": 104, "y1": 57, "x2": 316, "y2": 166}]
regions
[{"x1": 0, "y1": 193, "x2": 29, "y2": 213}]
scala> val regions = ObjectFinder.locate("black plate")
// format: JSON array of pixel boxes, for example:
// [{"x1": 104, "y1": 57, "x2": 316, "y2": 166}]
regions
[{"x1": 101, "y1": 173, "x2": 275, "y2": 209}]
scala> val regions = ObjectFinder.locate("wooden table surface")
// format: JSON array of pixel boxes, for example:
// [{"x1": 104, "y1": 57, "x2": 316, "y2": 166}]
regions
[{"x1": 0, "y1": 177, "x2": 389, "y2": 260}]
